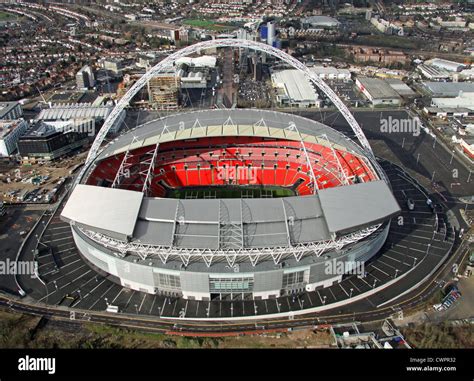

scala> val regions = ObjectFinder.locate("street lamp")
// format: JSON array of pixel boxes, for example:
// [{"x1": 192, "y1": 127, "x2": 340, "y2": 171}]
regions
[
  {"x1": 104, "y1": 297, "x2": 109, "y2": 306},
  {"x1": 349, "y1": 288, "x2": 354, "y2": 298}
]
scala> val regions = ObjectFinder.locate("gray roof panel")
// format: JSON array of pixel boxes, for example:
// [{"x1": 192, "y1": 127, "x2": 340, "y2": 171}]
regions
[
  {"x1": 318, "y1": 180, "x2": 400, "y2": 234},
  {"x1": 61, "y1": 185, "x2": 143, "y2": 239}
]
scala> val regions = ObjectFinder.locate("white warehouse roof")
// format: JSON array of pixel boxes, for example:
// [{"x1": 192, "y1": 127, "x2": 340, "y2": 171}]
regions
[
  {"x1": 425, "y1": 58, "x2": 467, "y2": 72},
  {"x1": 432, "y1": 92, "x2": 474, "y2": 110},
  {"x1": 37, "y1": 104, "x2": 113, "y2": 121},
  {"x1": 272, "y1": 70, "x2": 319, "y2": 103},
  {"x1": 175, "y1": 55, "x2": 217, "y2": 68}
]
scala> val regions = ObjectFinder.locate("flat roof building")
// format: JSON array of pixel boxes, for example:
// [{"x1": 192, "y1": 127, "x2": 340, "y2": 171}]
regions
[
  {"x1": 37, "y1": 103, "x2": 125, "y2": 134},
  {"x1": 0, "y1": 119, "x2": 28, "y2": 157},
  {"x1": 421, "y1": 82, "x2": 474, "y2": 97},
  {"x1": 385, "y1": 78, "x2": 417, "y2": 99},
  {"x1": 271, "y1": 70, "x2": 321, "y2": 108},
  {"x1": 425, "y1": 58, "x2": 467, "y2": 72},
  {"x1": 310, "y1": 66, "x2": 351, "y2": 81},
  {"x1": 417, "y1": 64, "x2": 451, "y2": 80},
  {"x1": 17, "y1": 121, "x2": 90, "y2": 161},
  {"x1": 302, "y1": 16, "x2": 340, "y2": 28},
  {"x1": 431, "y1": 92, "x2": 474, "y2": 110},
  {"x1": 0, "y1": 102, "x2": 22, "y2": 120},
  {"x1": 355, "y1": 77, "x2": 401, "y2": 106}
]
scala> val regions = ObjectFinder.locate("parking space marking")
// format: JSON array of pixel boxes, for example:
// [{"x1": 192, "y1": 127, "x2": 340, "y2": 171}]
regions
[
  {"x1": 138, "y1": 293, "x2": 147, "y2": 312},
  {"x1": 88, "y1": 283, "x2": 115, "y2": 310}
]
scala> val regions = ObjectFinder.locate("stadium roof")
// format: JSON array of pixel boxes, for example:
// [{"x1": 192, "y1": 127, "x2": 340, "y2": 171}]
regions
[
  {"x1": 318, "y1": 180, "x2": 400, "y2": 234},
  {"x1": 61, "y1": 184, "x2": 144, "y2": 240},
  {"x1": 94, "y1": 109, "x2": 365, "y2": 162},
  {"x1": 62, "y1": 181, "x2": 399, "y2": 249}
]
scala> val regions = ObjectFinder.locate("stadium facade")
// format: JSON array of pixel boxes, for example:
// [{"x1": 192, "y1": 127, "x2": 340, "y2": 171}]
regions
[{"x1": 61, "y1": 109, "x2": 400, "y2": 301}]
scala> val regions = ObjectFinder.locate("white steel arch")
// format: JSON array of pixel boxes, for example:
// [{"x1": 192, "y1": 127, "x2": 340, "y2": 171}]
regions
[{"x1": 85, "y1": 39, "x2": 373, "y2": 166}]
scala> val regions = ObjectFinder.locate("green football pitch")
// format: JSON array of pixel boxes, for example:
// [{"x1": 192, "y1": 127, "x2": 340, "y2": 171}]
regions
[{"x1": 166, "y1": 186, "x2": 295, "y2": 199}]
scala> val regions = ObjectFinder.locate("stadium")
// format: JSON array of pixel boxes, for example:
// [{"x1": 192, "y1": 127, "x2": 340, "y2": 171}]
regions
[
  {"x1": 61, "y1": 108, "x2": 400, "y2": 301},
  {"x1": 60, "y1": 39, "x2": 400, "y2": 303}
]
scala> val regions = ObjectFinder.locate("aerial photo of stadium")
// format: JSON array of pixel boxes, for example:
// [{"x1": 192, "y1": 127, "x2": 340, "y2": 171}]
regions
[
  {"x1": 2, "y1": 1, "x2": 474, "y2": 377},
  {"x1": 61, "y1": 108, "x2": 400, "y2": 302},
  {"x1": 9, "y1": 39, "x2": 462, "y2": 328}
]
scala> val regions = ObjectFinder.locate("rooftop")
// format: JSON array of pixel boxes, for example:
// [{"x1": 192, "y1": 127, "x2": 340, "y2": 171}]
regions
[
  {"x1": 357, "y1": 77, "x2": 400, "y2": 100},
  {"x1": 94, "y1": 109, "x2": 367, "y2": 162},
  {"x1": 37, "y1": 103, "x2": 112, "y2": 121},
  {"x1": 271, "y1": 70, "x2": 318, "y2": 102},
  {"x1": 63, "y1": 180, "x2": 399, "y2": 249},
  {"x1": 422, "y1": 81, "x2": 474, "y2": 97},
  {"x1": 302, "y1": 15, "x2": 340, "y2": 27},
  {"x1": 0, "y1": 119, "x2": 25, "y2": 139},
  {"x1": 0, "y1": 101, "x2": 20, "y2": 120}
]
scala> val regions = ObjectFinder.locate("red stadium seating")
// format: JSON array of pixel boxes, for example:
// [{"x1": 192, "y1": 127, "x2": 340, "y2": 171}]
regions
[{"x1": 86, "y1": 136, "x2": 378, "y2": 197}]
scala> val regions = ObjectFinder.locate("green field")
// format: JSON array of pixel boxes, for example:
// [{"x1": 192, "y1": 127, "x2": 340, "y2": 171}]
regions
[
  {"x1": 0, "y1": 11, "x2": 16, "y2": 21},
  {"x1": 167, "y1": 186, "x2": 295, "y2": 199},
  {"x1": 182, "y1": 19, "x2": 236, "y2": 31}
]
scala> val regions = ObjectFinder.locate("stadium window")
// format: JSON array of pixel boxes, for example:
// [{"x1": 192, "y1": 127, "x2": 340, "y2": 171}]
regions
[{"x1": 282, "y1": 271, "x2": 305, "y2": 288}]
